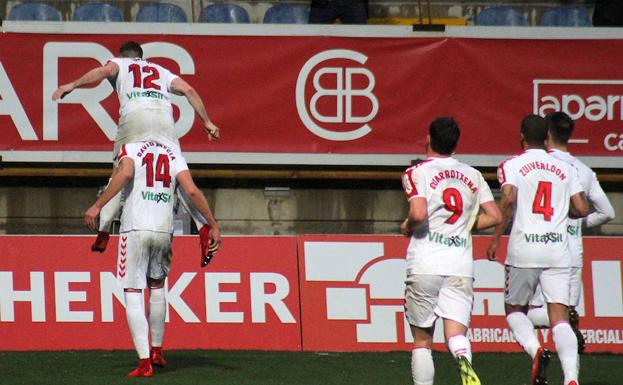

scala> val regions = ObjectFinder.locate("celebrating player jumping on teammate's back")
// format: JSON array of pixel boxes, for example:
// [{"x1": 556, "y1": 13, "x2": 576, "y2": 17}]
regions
[{"x1": 401, "y1": 117, "x2": 501, "y2": 385}]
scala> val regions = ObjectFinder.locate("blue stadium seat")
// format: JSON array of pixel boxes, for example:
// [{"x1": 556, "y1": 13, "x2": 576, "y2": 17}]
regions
[
  {"x1": 540, "y1": 5, "x2": 590, "y2": 27},
  {"x1": 137, "y1": 2, "x2": 188, "y2": 22},
  {"x1": 263, "y1": 4, "x2": 309, "y2": 24},
  {"x1": 8, "y1": 2, "x2": 61, "y2": 21},
  {"x1": 73, "y1": 2, "x2": 123, "y2": 21},
  {"x1": 199, "y1": 4, "x2": 250, "y2": 23},
  {"x1": 476, "y1": 6, "x2": 527, "y2": 26}
]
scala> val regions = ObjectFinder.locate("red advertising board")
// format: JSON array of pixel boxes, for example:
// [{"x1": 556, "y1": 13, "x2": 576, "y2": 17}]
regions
[
  {"x1": 1, "y1": 235, "x2": 621, "y2": 352},
  {"x1": 0, "y1": 236, "x2": 301, "y2": 351},
  {"x1": 0, "y1": 25, "x2": 622, "y2": 165}
]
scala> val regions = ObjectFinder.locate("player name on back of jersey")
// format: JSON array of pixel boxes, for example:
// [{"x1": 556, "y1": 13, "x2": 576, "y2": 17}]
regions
[
  {"x1": 429, "y1": 169, "x2": 478, "y2": 193},
  {"x1": 518, "y1": 160, "x2": 567, "y2": 180},
  {"x1": 135, "y1": 141, "x2": 176, "y2": 160}
]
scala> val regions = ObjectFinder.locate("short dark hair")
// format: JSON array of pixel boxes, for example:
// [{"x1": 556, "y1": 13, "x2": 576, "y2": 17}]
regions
[
  {"x1": 429, "y1": 117, "x2": 460, "y2": 155},
  {"x1": 546, "y1": 111, "x2": 574, "y2": 145},
  {"x1": 520, "y1": 114, "x2": 547, "y2": 146},
  {"x1": 119, "y1": 41, "x2": 143, "y2": 58}
]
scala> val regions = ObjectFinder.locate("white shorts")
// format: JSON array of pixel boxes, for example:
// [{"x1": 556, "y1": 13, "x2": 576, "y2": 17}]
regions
[
  {"x1": 505, "y1": 266, "x2": 570, "y2": 307},
  {"x1": 530, "y1": 267, "x2": 582, "y2": 308},
  {"x1": 117, "y1": 230, "x2": 173, "y2": 289},
  {"x1": 404, "y1": 274, "x2": 473, "y2": 329}
]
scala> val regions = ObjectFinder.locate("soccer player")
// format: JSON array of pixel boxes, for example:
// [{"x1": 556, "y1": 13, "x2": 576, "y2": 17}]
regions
[
  {"x1": 527, "y1": 112, "x2": 615, "y2": 353},
  {"x1": 52, "y1": 41, "x2": 219, "y2": 260},
  {"x1": 401, "y1": 117, "x2": 502, "y2": 385},
  {"x1": 85, "y1": 140, "x2": 220, "y2": 377},
  {"x1": 487, "y1": 114, "x2": 590, "y2": 385}
]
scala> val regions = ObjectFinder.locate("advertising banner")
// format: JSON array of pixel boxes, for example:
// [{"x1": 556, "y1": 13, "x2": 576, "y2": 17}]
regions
[
  {"x1": 1, "y1": 235, "x2": 621, "y2": 352},
  {"x1": 0, "y1": 236, "x2": 301, "y2": 351},
  {"x1": 0, "y1": 27, "x2": 622, "y2": 165}
]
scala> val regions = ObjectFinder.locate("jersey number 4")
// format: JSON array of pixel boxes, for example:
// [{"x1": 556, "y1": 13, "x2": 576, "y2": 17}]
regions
[
  {"x1": 532, "y1": 181, "x2": 554, "y2": 221},
  {"x1": 129, "y1": 64, "x2": 161, "y2": 90},
  {"x1": 142, "y1": 153, "x2": 171, "y2": 188},
  {"x1": 442, "y1": 188, "x2": 463, "y2": 224}
]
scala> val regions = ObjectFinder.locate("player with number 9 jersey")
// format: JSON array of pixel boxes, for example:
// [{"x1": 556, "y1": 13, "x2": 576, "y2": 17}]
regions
[
  {"x1": 402, "y1": 158, "x2": 494, "y2": 278},
  {"x1": 117, "y1": 141, "x2": 187, "y2": 234},
  {"x1": 498, "y1": 149, "x2": 583, "y2": 268}
]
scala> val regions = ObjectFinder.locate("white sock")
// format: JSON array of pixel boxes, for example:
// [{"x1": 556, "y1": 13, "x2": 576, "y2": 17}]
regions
[
  {"x1": 411, "y1": 348, "x2": 434, "y2": 385},
  {"x1": 149, "y1": 287, "x2": 166, "y2": 348},
  {"x1": 552, "y1": 322, "x2": 579, "y2": 384},
  {"x1": 527, "y1": 307, "x2": 550, "y2": 328},
  {"x1": 98, "y1": 182, "x2": 122, "y2": 232},
  {"x1": 125, "y1": 291, "x2": 149, "y2": 359},
  {"x1": 447, "y1": 334, "x2": 472, "y2": 363},
  {"x1": 506, "y1": 312, "x2": 541, "y2": 358}
]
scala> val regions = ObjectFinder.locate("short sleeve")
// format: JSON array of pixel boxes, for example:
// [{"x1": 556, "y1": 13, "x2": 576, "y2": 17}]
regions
[
  {"x1": 402, "y1": 168, "x2": 424, "y2": 201},
  {"x1": 568, "y1": 166, "x2": 584, "y2": 196},
  {"x1": 116, "y1": 144, "x2": 130, "y2": 162},
  {"x1": 172, "y1": 150, "x2": 189, "y2": 175},
  {"x1": 497, "y1": 159, "x2": 517, "y2": 187},
  {"x1": 162, "y1": 66, "x2": 179, "y2": 91}
]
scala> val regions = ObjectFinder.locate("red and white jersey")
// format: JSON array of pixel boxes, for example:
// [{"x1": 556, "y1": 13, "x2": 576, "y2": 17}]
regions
[
  {"x1": 402, "y1": 157, "x2": 494, "y2": 277},
  {"x1": 498, "y1": 149, "x2": 583, "y2": 268},
  {"x1": 117, "y1": 141, "x2": 188, "y2": 233},
  {"x1": 109, "y1": 58, "x2": 179, "y2": 147},
  {"x1": 110, "y1": 57, "x2": 178, "y2": 117},
  {"x1": 549, "y1": 149, "x2": 608, "y2": 267}
]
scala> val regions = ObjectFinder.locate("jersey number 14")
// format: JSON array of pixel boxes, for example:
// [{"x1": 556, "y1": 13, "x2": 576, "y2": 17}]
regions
[{"x1": 142, "y1": 153, "x2": 171, "y2": 188}]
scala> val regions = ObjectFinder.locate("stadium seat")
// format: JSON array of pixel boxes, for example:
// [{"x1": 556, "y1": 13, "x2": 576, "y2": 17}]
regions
[
  {"x1": 476, "y1": 6, "x2": 527, "y2": 26},
  {"x1": 199, "y1": 4, "x2": 250, "y2": 23},
  {"x1": 137, "y1": 2, "x2": 188, "y2": 22},
  {"x1": 8, "y1": 2, "x2": 61, "y2": 21},
  {"x1": 540, "y1": 5, "x2": 591, "y2": 27},
  {"x1": 73, "y1": 2, "x2": 123, "y2": 21},
  {"x1": 263, "y1": 4, "x2": 309, "y2": 24}
]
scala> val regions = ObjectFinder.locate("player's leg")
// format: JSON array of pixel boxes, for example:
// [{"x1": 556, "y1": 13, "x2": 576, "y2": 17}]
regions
[
  {"x1": 528, "y1": 284, "x2": 550, "y2": 328},
  {"x1": 542, "y1": 268, "x2": 579, "y2": 385},
  {"x1": 437, "y1": 276, "x2": 480, "y2": 385},
  {"x1": 504, "y1": 266, "x2": 549, "y2": 385},
  {"x1": 92, "y1": 150, "x2": 124, "y2": 252},
  {"x1": 146, "y1": 234, "x2": 173, "y2": 368},
  {"x1": 405, "y1": 274, "x2": 441, "y2": 385},
  {"x1": 568, "y1": 266, "x2": 585, "y2": 354},
  {"x1": 175, "y1": 186, "x2": 214, "y2": 259},
  {"x1": 119, "y1": 231, "x2": 153, "y2": 377}
]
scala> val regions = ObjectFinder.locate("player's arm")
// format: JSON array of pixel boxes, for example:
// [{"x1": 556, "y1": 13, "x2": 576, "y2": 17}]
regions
[
  {"x1": 52, "y1": 61, "x2": 119, "y2": 100},
  {"x1": 84, "y1": 157, "x2": 133, "y2": 232},
  {"x1": 400, "y1": 197, "x2": 427, "y2": 237},
  {"x1": 474, "y1": 201, "x2": 502, "y2": 231},
  {"x1": 486, "y1": 184, "x2": 516, "y2": 261},
  {"x1": 568, "y1": 192, "x2": 590, "y2": 219},
  {"x1": 584, "y1": 178, "x2": 615, "y2": 227},
  {"x1": 170, "y1": 77, "x2": 220, "y2": 141},
  {"x1": 176, "y1": 170, "x2": 221, "y2": 253}
]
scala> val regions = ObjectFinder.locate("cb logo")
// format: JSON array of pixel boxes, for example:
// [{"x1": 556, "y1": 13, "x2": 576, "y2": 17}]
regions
[{"x1": 296, "y1": 50, "x2": 379, "y2": 141}]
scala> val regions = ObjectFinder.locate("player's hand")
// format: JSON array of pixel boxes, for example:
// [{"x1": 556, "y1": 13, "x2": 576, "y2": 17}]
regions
[
  {"x1": 84, "y1": 205, "x2": 101, "y2": 232},
  {"x1": 400, "y1": 218, "x2": 413, "y2": 237},
  {"x1": 52, "y1": 84, "x2": 74, "y2": 101},
  {"x1": 204, "y1": 121, "x2": 220, "y2": 141},
  {"x1": 486, "y1": 239, "x2": 498, "y2": 261}
]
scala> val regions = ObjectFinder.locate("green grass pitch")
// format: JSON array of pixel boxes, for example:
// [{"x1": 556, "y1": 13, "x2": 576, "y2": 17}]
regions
[{"x1": 0, "y1": 350, "x2": 619, "y2": 385}]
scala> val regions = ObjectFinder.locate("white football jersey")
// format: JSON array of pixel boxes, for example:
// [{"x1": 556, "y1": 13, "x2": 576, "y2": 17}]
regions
[
  {"x1": 549, "y1": 149, "x2": 609, "y2": 267},
  {"x1": 109, "y1": 57, "x2": 179, "y2": 147},
  {"x1": 498, "y1": 149, "x2": 583, "y2": 268},
  {"x1": 117, "y1": 141, "x2": 189, "y2": 233},
  {"x1": 402, "y1": 157, "x2": 494, "y2": 277}
]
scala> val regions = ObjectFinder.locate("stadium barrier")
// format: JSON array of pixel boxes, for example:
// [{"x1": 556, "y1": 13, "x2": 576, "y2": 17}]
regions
[{"x1": 1, "y1": 235, "x2": 622, "y2": 353}]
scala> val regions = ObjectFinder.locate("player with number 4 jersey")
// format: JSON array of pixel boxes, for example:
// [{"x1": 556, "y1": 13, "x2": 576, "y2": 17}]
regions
[
  {"x1": 401, "y1": 117, "x2": 501, "y2": 385},
  {"x1": 487, "y1": 114, "x2": 589, "y2": 385}
]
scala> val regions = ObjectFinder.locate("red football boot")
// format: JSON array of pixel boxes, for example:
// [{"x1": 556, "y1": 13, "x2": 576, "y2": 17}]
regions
[
  {"x1": 150, "y1": 347, "x2": 167, "y2": 368},
  {"x1": 128, "y1": 358, "x2": 153, "y2": 377},
  {"x1": 91, "y1": 231, "x2": 110, "y2": 253}
]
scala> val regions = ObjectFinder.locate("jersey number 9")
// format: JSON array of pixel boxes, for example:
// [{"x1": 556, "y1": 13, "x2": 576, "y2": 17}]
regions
[{"x1": 442, "y1": 188, "x2": 463, "y2": 224}]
